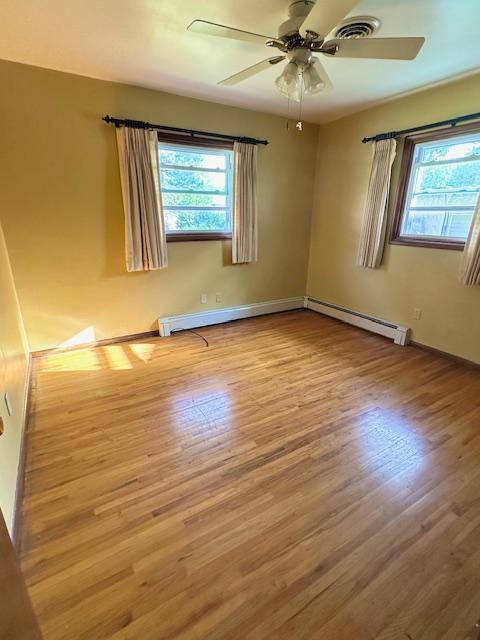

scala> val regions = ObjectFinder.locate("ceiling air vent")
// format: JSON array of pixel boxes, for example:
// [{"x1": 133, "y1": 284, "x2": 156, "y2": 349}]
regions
[{"x1": 334, "y1": 16, "x2": 381, "y2": 39}]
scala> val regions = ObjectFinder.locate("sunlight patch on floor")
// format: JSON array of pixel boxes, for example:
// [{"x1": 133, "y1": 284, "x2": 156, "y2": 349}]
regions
[
  {"x1": 103, "y1": 345, "x2": 133, "y2": 370},
  {"x1": 129, "y1": 342, "x2": 156, "y2": 363},
  {"x1": 41, "y1": 349, "x2": 101, "y2": 372},
  {"x1": 39, "y1": 339, "x2": 159, "y2": 373}
]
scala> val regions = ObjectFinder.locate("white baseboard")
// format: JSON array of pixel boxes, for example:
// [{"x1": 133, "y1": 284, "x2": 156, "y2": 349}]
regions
[
  {"x1": 306, "y1": 297, "x2": 409, "y2": 346},
  {"x1": 158, "y1": 297, "x2": 306, "y2": 337}
]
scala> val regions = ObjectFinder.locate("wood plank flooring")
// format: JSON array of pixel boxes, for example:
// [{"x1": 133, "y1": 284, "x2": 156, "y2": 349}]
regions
[{"x1": 19, "y1": 310, "x2": 480, "y2": 640}]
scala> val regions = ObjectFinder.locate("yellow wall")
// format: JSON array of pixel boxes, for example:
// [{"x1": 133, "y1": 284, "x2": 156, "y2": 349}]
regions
[
  {"x1": 0, "y1": 220, "x2": 29, "y2": 534},
  {"x1": 0, "y1": 60, "x2": 318, "y2": 352},
  {"x1": 308, "y1": 73, "x2": 480, "y2": 364}
]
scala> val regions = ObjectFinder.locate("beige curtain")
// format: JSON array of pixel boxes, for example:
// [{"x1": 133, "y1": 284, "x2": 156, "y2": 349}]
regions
[
  {"x1": 115, "y1": 127, "x2": 168, "y2": 271},
  {"x1": 232, "y1": 142, "x2": 258, "y2": 264},
  {"x1": 459, "y1": 195, "x2": 480, "y2": 285},
  {"x1": 357, "y1": 138, "x2": 397, "y2": 269}
]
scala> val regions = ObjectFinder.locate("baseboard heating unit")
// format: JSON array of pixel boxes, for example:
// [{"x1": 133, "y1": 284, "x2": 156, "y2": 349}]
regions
[
  {"x1": 306, "y1": 297, "x2": 409, "y2": 346},
  {"x1": 158, "y1": 297, "x2": 305, "y2": 337}
]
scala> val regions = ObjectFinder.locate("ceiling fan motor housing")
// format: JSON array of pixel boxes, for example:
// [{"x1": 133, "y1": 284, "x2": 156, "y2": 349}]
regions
[{"x1": 278, "y1": 0, "x2": 315, "y2": 39}]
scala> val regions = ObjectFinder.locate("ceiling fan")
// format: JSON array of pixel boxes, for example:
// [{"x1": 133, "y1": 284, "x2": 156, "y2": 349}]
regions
[{"x1": 187, "y1": 0, "x2": 425, "y2": 101}]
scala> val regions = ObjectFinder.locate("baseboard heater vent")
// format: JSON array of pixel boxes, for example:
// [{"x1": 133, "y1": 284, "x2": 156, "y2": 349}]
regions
[
  {"x1": 306, "y1": 297, "x2": 409, "y2": 346},
  {"x1": 158, "y1": 297, "x2": 305, "y2": 337}
]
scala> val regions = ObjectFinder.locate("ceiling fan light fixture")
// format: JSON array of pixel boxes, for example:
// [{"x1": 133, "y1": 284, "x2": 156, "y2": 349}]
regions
[
  {"x1": 303, "y1": 62, "x2": 325, "y2": 94},
  {"x1": 275, "y1": 61, "x2": 302, "y2": 101}
]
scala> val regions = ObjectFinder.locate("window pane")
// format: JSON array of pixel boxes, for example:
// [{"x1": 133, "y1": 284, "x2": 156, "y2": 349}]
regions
[
  {"x1": 165, "y1": 209, "x2": 229, "y2": 232},
  {"x1": 160, "y1": 168, "x2": 227, "y2": 193},
  {"x1": 420, "y1": 139, "x2": 480, "y2": 163},
  {"x1": 158, "y1": 142, "x2": 233, "y2": 235},
  {"x1": 414, "y1": 160, "x2": 480, "y2": 193},
  {"x1": 162, "y1": 192, "x2": 227, "y2": 208},
  {"x1": 400, "y1": 132, "x2": 480, "y2": 243},
  {"x1": 410, "y1": 190, "x2": 479, "y2": 208},
  {"x1": 401, "y1": 209, "x2": 474, "y2": 239},
  {"x1": 159, "y1": 148, "x2": 226, "y2": 170}
]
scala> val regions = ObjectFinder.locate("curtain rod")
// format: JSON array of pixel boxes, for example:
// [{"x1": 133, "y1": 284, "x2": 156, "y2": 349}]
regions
[
  {"x1": 102, "y1": 115, "x2": 268, "y2": 146},
  {"x1": 362, "y1": 110, "x2": 480, "y2": 144}
]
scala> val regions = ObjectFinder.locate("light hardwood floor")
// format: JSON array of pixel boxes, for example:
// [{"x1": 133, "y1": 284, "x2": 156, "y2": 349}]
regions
[{"x1": 19, "y1": 311, "x2": 480, "y2": 640}]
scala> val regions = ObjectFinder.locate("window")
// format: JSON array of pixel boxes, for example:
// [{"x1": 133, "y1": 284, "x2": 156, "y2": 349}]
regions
[
  {"x1": 392, "y1": 125, "x2": 480, "y2": 249},
  {"x1": 158, "y1": 137, "x2": 234, "y2": 241}
]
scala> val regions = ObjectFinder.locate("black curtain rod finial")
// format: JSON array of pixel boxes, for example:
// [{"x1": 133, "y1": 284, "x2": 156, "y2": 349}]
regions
[{"x1": 103, "y1": 115, "x2": 115, "y2": 125}]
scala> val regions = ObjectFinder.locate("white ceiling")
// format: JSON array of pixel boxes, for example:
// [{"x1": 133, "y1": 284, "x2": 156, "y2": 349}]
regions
[{"x1": 0, "y1": 0, "x2": 479, "y2": 124}]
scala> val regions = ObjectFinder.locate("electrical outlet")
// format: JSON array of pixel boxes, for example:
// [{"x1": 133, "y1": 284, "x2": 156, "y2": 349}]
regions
[
  {"x1": 216, "y1": 292, "x2": 222, "y2": 303},
  {"x1": 414, "y1": 308, "x2": 422, "y2": 320},
  {"x1": 4, "y1": 392, "x2": 12, "y2": 417},
  {"x1": 201, "y1": 293, "x2": 208, "y2": 304}
]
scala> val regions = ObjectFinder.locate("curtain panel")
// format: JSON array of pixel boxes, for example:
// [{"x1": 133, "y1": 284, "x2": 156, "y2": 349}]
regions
[
  {"x1": 115, "y1": 127, "x2": 168, "y2": 271},
  {"x1": 232, "y1": 142, "x2": 258, "y2": 264},
  {"x1": 357, "y1": 138, "x2": 397, "y2": 269},
  {"x1": 459, "y1": 195, "x2": 480, "y2": 285}
]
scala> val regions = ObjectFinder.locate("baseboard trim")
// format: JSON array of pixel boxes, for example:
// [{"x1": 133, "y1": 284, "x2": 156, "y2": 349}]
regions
[
  {"x1": 12, "y1": 354, "x2": 34, "y2": 551},
  {"x1": 411, "y1": 341, "x2": 480, "y2": 370},
  {"x1": 32, "y1": 330, "x2": 159, "y2": 358},
  {"x1": 158, "y1": 297, "x2": 306, "y2": 337},
  {"x1": 306, "y1": 297, "x2": 409, "y2": 346}
]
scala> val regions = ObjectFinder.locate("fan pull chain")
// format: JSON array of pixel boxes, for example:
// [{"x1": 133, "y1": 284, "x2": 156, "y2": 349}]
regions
[{"x1": 296, "y1": 71, "x2": 304, "y2": 131}]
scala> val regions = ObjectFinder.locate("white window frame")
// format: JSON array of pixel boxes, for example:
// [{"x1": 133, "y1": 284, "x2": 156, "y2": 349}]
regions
[{"x1": 158, "y1": 140, "x2": 234, "y2": 240}]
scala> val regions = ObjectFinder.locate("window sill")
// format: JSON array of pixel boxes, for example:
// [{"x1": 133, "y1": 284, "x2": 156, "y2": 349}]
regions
[
  {"x1": 390, "y1": 237, "x2": 465, "y2": 251},
  {"x1": 166, "y1": 232, "x2": 232, "y2": 242}
]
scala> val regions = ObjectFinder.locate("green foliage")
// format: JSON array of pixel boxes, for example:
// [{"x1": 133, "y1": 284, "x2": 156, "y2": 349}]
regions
[
  {"x1": 159, "y1": 148, "x2": 231, "y2": 231},
  {"x1": 418, "y1": 140, "x2": 480, "y2": 192},
  {"x1": 418, "y1": 162, "x2": 480, "y2": 192},
  {"x1": 165, "y1": 210, "x2": 228, "y2": 231}
]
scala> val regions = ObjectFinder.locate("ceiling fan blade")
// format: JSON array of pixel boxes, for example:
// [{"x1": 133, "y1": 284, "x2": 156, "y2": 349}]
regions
[
  {"x1": 326, "y1": 37, "x2": 425, "y2": 60},
  {"x1": 218, "y1": 57, "x2": 285, "y2": 86},
  {"x1": 187, "y1": 19, "x2": 274, "y2": 45},
  {"x1": 299, "y1": 0, "x2": 359, "y2": 38}
]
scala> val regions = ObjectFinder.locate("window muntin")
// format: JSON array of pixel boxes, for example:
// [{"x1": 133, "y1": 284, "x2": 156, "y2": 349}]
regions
[
  {"x1": 398, "y1": 131, "x2": 480, "y2": 245},
  {"x1": 158, "y1": 142, "x2": 233, "y2": 237}
]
